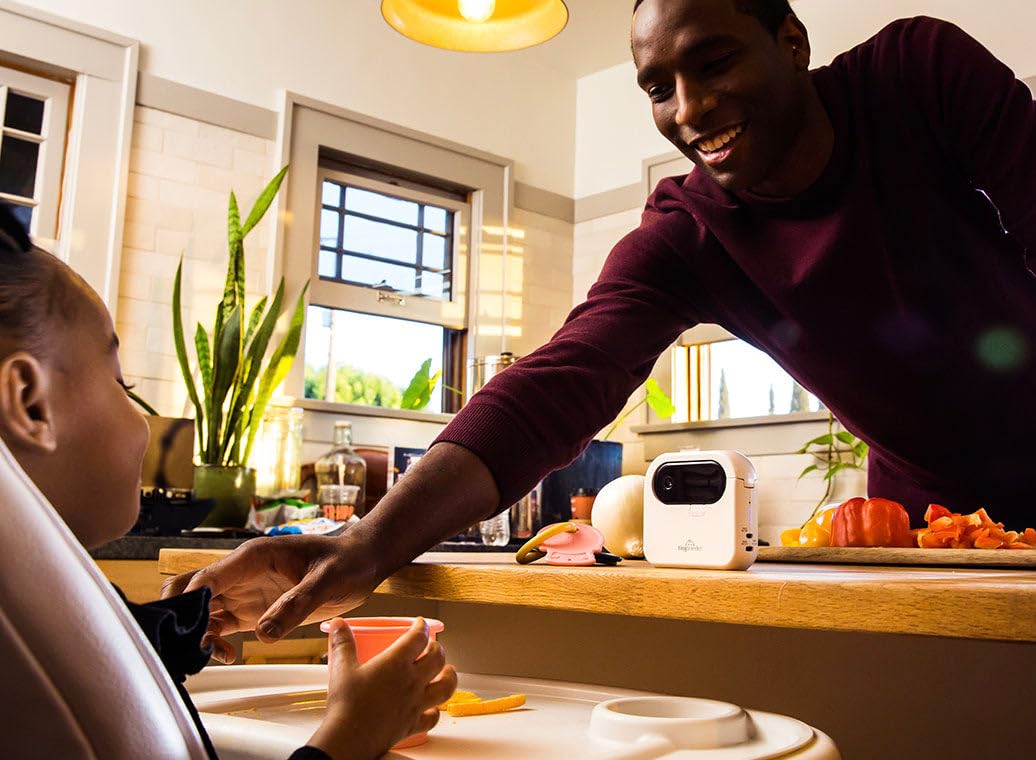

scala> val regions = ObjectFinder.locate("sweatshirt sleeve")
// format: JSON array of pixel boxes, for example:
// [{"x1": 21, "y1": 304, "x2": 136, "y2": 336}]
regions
[
  {"x1": 904, "y1": 17, "x2": 1036, "y2": 255},
  {"x1": 433, "y1": 216, "x2": 702, "y2": 510}
]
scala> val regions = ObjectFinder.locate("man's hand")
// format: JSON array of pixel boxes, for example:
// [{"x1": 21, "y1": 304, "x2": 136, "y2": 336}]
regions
[
  {"x1": 161, "y1": 534, "x2": 378, "y2": 662},
  {"x1": 162, "y1": 443, "x2": 501, "y2": 662}
]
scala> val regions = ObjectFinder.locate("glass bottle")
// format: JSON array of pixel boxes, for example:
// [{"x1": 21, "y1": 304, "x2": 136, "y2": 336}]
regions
[{"x1": 315, "y1": 421, "x2": 367, "y2": 516}]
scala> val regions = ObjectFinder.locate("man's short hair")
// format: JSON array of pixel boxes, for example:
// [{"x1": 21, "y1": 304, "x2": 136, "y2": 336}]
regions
[{"x1": 632, "y1": 0, "x2": 794, "y2": 37}]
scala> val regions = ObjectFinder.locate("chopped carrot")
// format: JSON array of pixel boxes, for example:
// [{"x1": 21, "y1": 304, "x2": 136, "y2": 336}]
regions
[
  {"x1": 446, "y1": 693, "x2": 527, "y2": 717},
  {"x1": 438, "y1": 690, "x2": 481, "y2": 710},
  {"x1": 915, "y1": 506, "x2": 1035, "y2": 550}
]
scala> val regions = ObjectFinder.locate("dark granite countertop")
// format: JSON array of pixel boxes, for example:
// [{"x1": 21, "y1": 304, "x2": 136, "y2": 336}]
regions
[{"x1": 90, "y1": 535, "x2": 522, "y2": 560}]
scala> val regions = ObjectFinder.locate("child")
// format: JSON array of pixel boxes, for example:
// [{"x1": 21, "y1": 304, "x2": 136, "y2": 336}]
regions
[{"x1": 0, "y1": 203, "x2": 457, "y2": 760}]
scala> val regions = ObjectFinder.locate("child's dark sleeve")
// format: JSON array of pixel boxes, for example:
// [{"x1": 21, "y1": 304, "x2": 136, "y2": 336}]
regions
[{"x1": 288, "y1": 748, "x2": 333, "y2": 760}]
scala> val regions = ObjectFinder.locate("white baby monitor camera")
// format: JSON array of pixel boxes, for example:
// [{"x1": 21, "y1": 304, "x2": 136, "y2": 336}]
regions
[{"x1": 643, "y1": 450, "x2": 758, "y2": 570}]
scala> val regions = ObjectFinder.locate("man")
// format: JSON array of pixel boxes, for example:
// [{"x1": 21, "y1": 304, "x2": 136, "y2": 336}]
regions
[{"x1": 165, "y1": 0, "x2": 1035, "y2": 655}]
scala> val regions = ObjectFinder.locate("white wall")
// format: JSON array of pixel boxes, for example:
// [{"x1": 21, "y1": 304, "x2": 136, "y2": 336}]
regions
[
  {"x1": 14, "y1": 0, "x2": 577, "y2": 197},
  {"x1": 574, "y1": 0, "x2": 1036, "y2": 198}
]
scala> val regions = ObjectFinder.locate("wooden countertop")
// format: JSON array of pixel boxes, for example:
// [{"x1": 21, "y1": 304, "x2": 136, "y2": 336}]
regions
[{"x1": 158, "y1": 549, "x2": 1036, "y2": 643}]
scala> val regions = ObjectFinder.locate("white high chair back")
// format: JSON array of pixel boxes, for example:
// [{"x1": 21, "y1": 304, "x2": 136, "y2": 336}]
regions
[{"x1": 0, "y1": 437, "x2": 210, "y2": 758}]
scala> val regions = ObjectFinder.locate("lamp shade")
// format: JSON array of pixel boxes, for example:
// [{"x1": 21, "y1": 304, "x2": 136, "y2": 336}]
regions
[{"x1": 381, "y1": 0, "x2": 569, "y2": 52}]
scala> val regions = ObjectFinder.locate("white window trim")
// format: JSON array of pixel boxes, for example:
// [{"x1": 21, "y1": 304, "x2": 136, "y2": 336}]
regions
[
  {"x1": 0, "y1": 65, "x2": 70, "y2": 240},
  {"x1": 313, "y1": 165, "x2": 470, "y2": 328},
  {"x1": 273, "y1": 91, "x2": 512, "y2": 410},
  {"x1": 0, "y1": 1, "x2": 138, "y2": 314}
]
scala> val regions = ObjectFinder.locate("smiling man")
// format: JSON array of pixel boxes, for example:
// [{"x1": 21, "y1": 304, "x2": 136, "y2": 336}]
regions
[{"x1": 166, "y1": 0, "x2": 1036, "y2": 648}]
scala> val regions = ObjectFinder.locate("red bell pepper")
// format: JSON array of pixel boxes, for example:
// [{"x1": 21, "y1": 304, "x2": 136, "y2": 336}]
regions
[{"x1": 830, "y1": 497, "x2": 914, "y2": 548}]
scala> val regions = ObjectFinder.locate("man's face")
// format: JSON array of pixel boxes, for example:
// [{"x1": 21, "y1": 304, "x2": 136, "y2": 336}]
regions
[{"x1": 633, "y1": 0, "x2": 806, "y2": 192}]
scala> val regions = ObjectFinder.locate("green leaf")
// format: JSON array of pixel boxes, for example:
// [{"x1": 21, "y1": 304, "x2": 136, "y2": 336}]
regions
[
  {"x1": 823, "y1": 462, "x2": 851, "y2": 481},
  {"x1": 798, "y1": 433, "x2": 833, "y2": 452},
  {"x1": 221, "y1": 283, "x2": 285, "y2": 458},
  {"x1": 241, "y1": 165, "x2": 289, "y2": 237},
  {"x1": 834, "y1": 431, "x2": 856, "y2": 445},
  {"x1": 207, "y1": 305, "x2": 242, "y2": 464},
  {"x1": 853, "y1": 441, "x2": 869, "y2": 460},
  {"x1": 244, "y1": 295, "x2": 269, "y2": 345},
  {"x1": 644, "y1": 377, "x2": 676, "y2": 418},
  {"x1": 797, "y1": 463, "x2": 820, "y2": 480},
  {"x1": 172, "y1": 259, "x2": 205, "y2": 454},
  {"x1": 242, "y1": 282, "x2": 308, "y2": 465},
  {"x1": 195, "y1": 323, "x2": 212, "y2": 398},
  {"x1": 400, "y1": 359, "x2": 436, "y2": 410}
]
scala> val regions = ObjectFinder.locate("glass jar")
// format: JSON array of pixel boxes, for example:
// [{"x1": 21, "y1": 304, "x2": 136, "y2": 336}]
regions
[
  {"x1": 479, "y1": 511, "x2": 510, "y2": 546},
  {"x1": 253, "y1": 402, "x2": 304, "y2": 498},
  {"x1": 315, "y1": 421, "x2": 367, "y2": 515}
]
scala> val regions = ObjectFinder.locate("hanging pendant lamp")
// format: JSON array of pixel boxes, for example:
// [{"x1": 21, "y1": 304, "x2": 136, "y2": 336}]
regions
[{"x1": 381, "y1": 0, "x2": 569, "y2": 53}]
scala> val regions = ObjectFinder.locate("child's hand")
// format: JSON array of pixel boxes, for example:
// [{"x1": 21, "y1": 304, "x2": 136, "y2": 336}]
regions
[{"x1": 308, "y1": 617, "x2": 458, "y2": 760}]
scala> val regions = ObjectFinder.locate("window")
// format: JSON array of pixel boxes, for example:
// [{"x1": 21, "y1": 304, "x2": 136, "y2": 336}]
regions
[
  {"x1": 303, "y1": 164, "x2": 470, "y2": 414},
  {"x1": 0, "y1": 64, "x2": 71, "y2": 240},
  {"x1": 317, "y1": 179, "x2": 454, "y2": 299},
  {"x1": 672, "y1": 338, "x2": 823, "y2": 422}
]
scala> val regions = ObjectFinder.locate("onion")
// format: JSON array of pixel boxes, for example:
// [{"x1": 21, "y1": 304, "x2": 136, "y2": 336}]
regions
[{"x1": 591, "y1": 474, "x2": 646, "y2": 558}]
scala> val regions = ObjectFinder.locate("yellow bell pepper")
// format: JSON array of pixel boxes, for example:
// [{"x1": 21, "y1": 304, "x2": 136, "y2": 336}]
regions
[{"x1": 780, "y1": 505, "x2": 840, "y2": 547}]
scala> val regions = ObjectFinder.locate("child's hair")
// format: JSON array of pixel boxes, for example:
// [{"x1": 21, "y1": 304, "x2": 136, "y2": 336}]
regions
[{"x1": 0, "y1": 204, "x2": 85, "y2": 359}]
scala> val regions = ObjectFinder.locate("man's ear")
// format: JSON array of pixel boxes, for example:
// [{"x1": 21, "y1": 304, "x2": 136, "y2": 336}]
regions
[
  {"x1": 0, "y1": 352, "x2": 58, "y2": 453},
  {"x1": 778, "y1": 14, "x2": 811, "y2": 71}
]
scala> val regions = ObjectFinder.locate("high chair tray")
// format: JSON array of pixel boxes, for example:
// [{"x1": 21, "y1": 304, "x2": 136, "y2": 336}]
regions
[{"x1": 187, "y1": 666, "x2": 838, "y2": 759}]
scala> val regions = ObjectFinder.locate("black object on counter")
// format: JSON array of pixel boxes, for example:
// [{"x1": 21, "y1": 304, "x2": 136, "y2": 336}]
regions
[
  {"x1": 130, "y1": 489, "x2": 213, "y2": 536},
  {"x1": 540, "y1": 440, "x2": 622, "y2": 525}
]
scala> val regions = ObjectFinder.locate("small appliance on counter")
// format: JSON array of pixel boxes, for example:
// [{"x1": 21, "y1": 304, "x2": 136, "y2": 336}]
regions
[{"x1": 644, "y1": 450, "x2": 757, "y2": 570}]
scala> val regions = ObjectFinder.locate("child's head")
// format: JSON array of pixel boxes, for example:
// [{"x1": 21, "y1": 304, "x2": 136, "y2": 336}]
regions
[{"x1": 0, "y1": 205, "x2": 148, "y2": 549}]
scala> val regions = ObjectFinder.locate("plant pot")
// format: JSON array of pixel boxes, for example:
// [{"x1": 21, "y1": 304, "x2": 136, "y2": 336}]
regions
[{"x1": 194, "y1": 465, "x2": 256, "y2": 528}]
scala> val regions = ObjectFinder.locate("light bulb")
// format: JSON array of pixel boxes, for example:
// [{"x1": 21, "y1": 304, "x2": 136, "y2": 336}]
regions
[{"x1": 458, "y1": 0, "x2": 495, "y2": 23}]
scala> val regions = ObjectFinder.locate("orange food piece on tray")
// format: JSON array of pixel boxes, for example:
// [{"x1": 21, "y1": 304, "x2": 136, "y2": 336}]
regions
[
  {"x1": 914, "y1": 505, "x2": 1036, "y2": 550},
  {"x1": 446, "y1": 693, "x2": 527, "y2": 717}
]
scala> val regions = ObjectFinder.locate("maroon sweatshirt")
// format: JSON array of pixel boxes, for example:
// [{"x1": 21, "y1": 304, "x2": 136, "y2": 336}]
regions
[{"x1": 436, "y1": 17, "x2": 1036, "y2": 527}]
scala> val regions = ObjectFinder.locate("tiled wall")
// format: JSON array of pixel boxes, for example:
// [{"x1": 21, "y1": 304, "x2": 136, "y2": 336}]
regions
[
  {"x1": 499, "y1": 207, "x2": 575, "y2": 359},
  {"x1": 117, "y1": 106, "x2": 276, "y2": 417}
]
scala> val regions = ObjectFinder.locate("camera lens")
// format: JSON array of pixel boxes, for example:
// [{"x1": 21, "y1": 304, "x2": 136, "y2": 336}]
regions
[{"x1": 662, "y1": 475, "x2": 675, "y2": 491}]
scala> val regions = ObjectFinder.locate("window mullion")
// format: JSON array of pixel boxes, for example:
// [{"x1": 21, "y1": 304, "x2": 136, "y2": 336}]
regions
[{"x1": 415, "y1": 203, "x2": 424, "y2": 293}]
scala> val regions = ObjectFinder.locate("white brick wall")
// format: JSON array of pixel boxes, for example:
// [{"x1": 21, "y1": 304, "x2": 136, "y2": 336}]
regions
[
  {"x1": 117, "y1": 107, "x2": 276, "y2": 417},
  {"x1": 506, "y1": 208, "x2": 574, "y2": 358}
]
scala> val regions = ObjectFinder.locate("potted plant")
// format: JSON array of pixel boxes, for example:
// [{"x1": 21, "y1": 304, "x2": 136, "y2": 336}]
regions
[
  {"x1": 173, "y1": 166, "x2": 308, "y2": 527},
  {"x1": 796, "y1": 411, "x2": 869, "y2": 517}
]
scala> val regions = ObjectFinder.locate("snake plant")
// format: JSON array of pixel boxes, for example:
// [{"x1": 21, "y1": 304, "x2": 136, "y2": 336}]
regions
[{"x1": 173, "y1": 166, "x2": 308, "y2": 467}]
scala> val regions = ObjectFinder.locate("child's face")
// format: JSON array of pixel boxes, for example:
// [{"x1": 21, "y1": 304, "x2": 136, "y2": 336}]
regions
[{"x1": 2, "y1": 283, "x2": 150, "y2": 549}]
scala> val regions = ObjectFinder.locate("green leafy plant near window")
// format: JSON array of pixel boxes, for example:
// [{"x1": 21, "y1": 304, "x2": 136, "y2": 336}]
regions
[
  {"x1": 797, "y1": 410, "x2": 869, "y2": 516},
  {"x1": 603, "y1": 378, "x2": 676, "y2": 439},
  {"x1": 400, "y1": 358, "x2": 463, "y2": 411},
  {"x1": 172, "y1": 166, "x2": 308, "y2": 467}
]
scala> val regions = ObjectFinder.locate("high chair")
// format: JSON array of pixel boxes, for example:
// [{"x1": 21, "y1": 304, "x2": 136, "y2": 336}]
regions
[{"x1": 0, "y1": 437, "x2": 210, "y2": 759}]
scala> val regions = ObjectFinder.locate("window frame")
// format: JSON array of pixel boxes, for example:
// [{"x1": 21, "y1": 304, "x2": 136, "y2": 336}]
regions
[
  {"x1": 312, "y1": 165, "x2": 469, "y2": 326},
  {"x1": 0, "y1": 63, "x2": 71, "y2": 241},
  {"x1": 276, "y1": 93, "x2": 512, "y2": 420},
  {"x1": 671, "y1": 334, "x2": 824, "y2": 423}
]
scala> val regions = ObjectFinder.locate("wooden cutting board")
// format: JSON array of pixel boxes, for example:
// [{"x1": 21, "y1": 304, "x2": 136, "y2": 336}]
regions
[{"x1": 758, "y1": 545, "x2": 1036, "y2": 569}]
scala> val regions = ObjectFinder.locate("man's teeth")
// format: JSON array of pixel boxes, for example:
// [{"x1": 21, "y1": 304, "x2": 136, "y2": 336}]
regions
[{"x1": 697, "y1": 125, "x2": 744, "y2": 154}]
